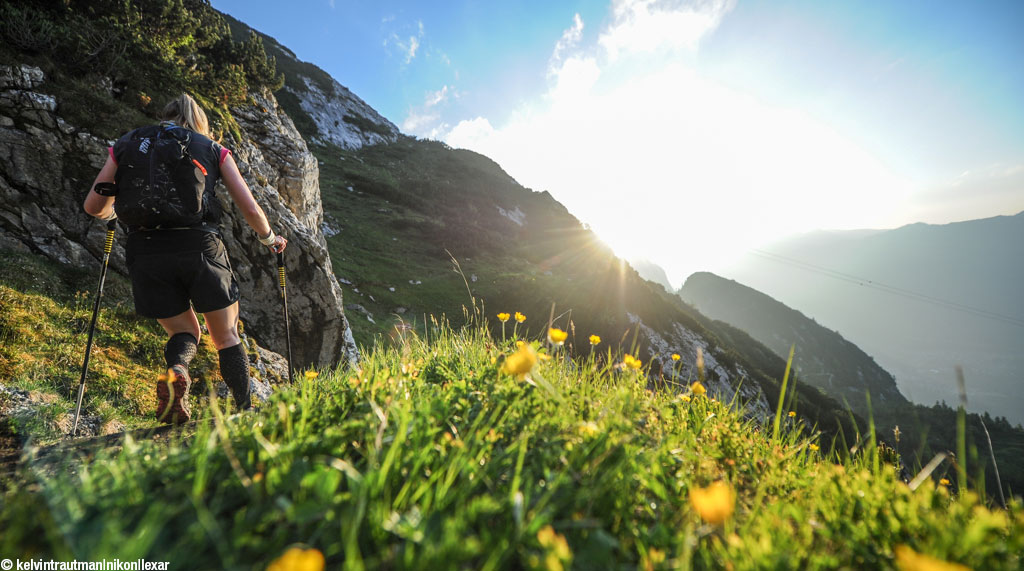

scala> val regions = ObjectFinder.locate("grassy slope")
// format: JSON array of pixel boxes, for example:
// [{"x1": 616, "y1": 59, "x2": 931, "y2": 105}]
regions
[
  {"x1": 0, "y1": 248, "x2": 272, "y2": 442},
  {"x1": 316, "y1": 138, "x2": 865, "y2": 444},
  {"x1": 1, "y1": 324, "x2": 1020, "y2": 569}
]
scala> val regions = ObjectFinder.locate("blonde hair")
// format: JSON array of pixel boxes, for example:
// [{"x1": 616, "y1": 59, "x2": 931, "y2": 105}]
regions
[{"x1": 160, "y1": 93, "x2": 210, "y2": 137}]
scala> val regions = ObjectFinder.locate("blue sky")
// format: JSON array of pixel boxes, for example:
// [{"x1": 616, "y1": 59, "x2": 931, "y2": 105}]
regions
[{"x1": 210, "y1": 0, "x2": 1024, "y2": 285}]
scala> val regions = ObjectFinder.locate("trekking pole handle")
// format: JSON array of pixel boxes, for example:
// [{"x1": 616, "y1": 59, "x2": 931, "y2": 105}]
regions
[
  {"x1": 277, "y1": 252, "x2": 286, "y2": 290},
  {"x1": 103, "y1": 219, "x2": 116, "y2": 254}
]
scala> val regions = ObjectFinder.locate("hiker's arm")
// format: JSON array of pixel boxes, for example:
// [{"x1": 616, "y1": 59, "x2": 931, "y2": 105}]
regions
[
  {"x1": 84, "y1": 155, "x2": 118, "y2": 220},
  {"x1": 221, "y1": 154, "x2": 287, "y2": 253}
]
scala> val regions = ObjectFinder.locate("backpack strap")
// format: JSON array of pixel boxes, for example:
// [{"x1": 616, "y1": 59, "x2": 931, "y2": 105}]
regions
[{"x1": 160, "y1": 123, "x2": 208, "y2": 176}]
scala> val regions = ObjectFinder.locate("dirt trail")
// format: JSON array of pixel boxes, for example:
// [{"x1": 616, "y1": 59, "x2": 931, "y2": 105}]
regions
[{"x1": 0, "y1": 418, "x2": 226, "y2": 480}]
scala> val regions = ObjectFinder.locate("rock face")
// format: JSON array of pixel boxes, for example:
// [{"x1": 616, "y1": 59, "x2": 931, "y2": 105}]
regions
[
  {"x1": 288, "y1": 75, "x2": 400, "y2": 149},
  {"x1": 0, "y1": 64, "x2": 358, "y2": 368},
  {"x1": 627, "y1": 313, "x2": 772, "y2": 421}
]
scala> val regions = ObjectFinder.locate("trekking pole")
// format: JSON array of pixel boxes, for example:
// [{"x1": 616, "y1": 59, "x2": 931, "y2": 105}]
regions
[
  {"x1": 277, "y1": 251, "x2": 294, "y2": 384},
  {"x1": 72, "y1": 218, "x2": 117, "y2": 437}
]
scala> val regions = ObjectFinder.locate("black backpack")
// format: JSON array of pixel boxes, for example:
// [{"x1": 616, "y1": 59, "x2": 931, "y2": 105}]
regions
[{"x1": 113, "y1": 123, "x2": 209, "y2": 228}]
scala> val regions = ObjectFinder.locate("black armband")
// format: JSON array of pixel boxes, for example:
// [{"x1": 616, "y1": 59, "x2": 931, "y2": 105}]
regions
[{"x1": 93, "y1": 182, "x2": 118, "y2": 196}]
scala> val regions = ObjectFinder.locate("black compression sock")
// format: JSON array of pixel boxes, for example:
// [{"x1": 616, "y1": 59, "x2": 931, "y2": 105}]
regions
[
  {"x1": 164, "y1": 333, "x2": 198, "y2": 370},
  {"x1": 218, "y1": 343, "x2": 251, "y2": 410}
]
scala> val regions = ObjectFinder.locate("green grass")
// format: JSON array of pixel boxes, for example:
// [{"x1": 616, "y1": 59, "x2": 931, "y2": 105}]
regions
[
  {"x1": 2, "y1": 319, "x2": 1020, "y2": 569},
  {"x1": 0, "y1": 249, "x2": 262, "y2": 441}
]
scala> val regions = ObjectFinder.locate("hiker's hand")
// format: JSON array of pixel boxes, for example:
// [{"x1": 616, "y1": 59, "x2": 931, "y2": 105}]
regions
[{"x1": 268, "y1": 235, "x2": 287, "y2": 253}]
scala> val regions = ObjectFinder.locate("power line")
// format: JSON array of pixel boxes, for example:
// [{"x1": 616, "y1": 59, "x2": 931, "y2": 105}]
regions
[{"x1": 749, "y1": 249, "x2": 1024, "y2": 329}]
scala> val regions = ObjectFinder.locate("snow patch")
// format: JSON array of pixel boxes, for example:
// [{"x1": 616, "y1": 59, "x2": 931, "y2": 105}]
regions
[{"x1": 497, "y1": 205, "x2": 526, "y2": 226}]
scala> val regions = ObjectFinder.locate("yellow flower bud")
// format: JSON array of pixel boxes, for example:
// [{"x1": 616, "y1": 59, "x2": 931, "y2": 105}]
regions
[
  {"x1": 548, "y1": 328, "x2": 568, "y2": 346},
  {"x1": 689, "y1": 481, "x2": 735, "y2": 525}
]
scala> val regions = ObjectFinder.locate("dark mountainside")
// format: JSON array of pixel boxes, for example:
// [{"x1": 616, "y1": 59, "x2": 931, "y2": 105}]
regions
[
  {"x1": 680, "y1": 272, "x2": 906, "y2": 410},
  {"x1": 720, "y1": 213, "x2": 1024, "y2": 425},
  {"x1": 680, "y1": 271, "x2": 1024, "y2": 497}
]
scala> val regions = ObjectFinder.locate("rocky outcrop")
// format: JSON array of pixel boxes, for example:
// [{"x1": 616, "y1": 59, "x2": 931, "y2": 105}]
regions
[
  {"x1": 0, "y1": 64, "x2": 358, "y2": 368},
  {"x1": 628, "y1": 313, "x2": 772, "y2": 421},
  {"x1": 288, "y1": 75, "x2": 400, "y2": 149}
]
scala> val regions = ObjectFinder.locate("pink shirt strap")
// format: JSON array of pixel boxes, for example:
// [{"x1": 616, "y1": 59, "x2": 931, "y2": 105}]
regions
[{"x1": 108, "y1": 146, "x2": 117, "y2": 166}]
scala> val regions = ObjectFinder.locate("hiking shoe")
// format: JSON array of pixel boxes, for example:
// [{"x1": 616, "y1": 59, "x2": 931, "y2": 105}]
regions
[{"x1": 156, "y1": 365, "x2": 192, "y2": 424}]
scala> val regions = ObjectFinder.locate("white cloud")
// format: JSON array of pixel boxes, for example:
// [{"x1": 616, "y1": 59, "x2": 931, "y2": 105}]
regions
[
  {"x1": 599, "y1": 0, "x2": 735, "y2": 61},
  {"x1": 403, "y1": 85, "x2": 454, "y2": 135},
  {"x1": 384, "y1": 18, "x2": 426, "y2": 65},
  {"x1": 406, "y1": 36, "x2": 420, "y2": 63},
  {"x1": 549, "y1": 13, "x2": 585, "y2": 76},
  {"x1": 426, "y1": 85, "x2": 450, "y2": 107},
  {"x1": 441, "y1": 1, "x2": 913, "y2": 284}
]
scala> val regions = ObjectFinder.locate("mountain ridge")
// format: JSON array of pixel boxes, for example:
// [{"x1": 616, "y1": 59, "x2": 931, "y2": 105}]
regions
[{"x1": 720, "y1": 209, "x2": 1024, "y2": 423}]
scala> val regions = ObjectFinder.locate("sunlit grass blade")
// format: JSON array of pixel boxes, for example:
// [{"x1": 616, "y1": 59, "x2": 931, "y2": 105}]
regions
[
  {"x1": 772, "y1": 344, "x2": 796, "y2": 441},
  {"x1": 955, "y1": 366, "x2": 968, "y2": 493}
]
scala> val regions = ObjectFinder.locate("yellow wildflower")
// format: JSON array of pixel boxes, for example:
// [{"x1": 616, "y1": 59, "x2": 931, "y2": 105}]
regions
[
  {"x1": 537, "y1": 525, "x2": 572, "y2": 565},
  {"x1": 894, "y1": 545, "x2": 969, "y2": 571},
  {"x1": 689, "y1": 481, "x2": 736, "y2": 524},
  {"x1": 304, "y1": 370, "x2": 319, "y2": 380},
  {"x1": 680, "y1": 394, "x2": 692, "y2": 403},
  {"x1": 939, "y1": 478, "x2": 950, "y2": 486},
  {"x1": 690, "y1": 381, "x2": 706, "y2": 396},
  {"x1": 577, "y1": 421, "x2": 600, "y2": 437},
  {"x1": 809, "y1": 443, "x2": 820, "y2": 451},
  {"x1": 515, "y1": 311, "x2": 526, "y2": 323},
  {"x1": 548, "y1": 328, "x2": 568, "y2": 346},
  {"x1": 497, "y1": 312, "x2": 510, "y2": 322},
  {"x1": 788, "y1": 411, "x2": 797, "y2": 418},
  {"x1": 623, "y1": 354, "x2": 642, "y2": 369},
  {"x1": 671, "y1": 353, "x2": 681, "y2": 361},
  {"x1": 501, "y1": 343, "x2": 537, "y2": 378},
  {"x1": 266, "y1": 547, "x2": 325, "y2": 571},
  {"x1": 589, "y1": 334, "x2": 601, "y2": 346}
]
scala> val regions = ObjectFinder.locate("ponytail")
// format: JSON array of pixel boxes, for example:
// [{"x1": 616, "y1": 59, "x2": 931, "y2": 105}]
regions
[{"x1": 160, "y1": 93, "x2": 210, "y2": 137}]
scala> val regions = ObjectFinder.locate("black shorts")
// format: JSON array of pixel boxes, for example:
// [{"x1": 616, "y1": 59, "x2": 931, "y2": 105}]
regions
[{"x1": 125, "y1": 230, "x2": 240, "y2": 319}]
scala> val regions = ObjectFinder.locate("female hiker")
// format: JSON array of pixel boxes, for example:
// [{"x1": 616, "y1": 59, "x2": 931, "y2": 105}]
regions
[{"x1": 83, "y1": 93, "x2": 287, "y2": 423}]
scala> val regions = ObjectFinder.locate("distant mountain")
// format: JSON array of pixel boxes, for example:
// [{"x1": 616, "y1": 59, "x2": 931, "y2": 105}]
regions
[
  {"x1": 680, "y1": 272, "x2": 907, "y2": 413},
  {"x1": 629, "y1": 258, "x2": 674, "y2": 292},
  {"x1": 719, "y1": 212, "x2": 1024, "y2": 424},
  {"x1": 677, "y1": 271, "x2": 1024, "y2": 498}
]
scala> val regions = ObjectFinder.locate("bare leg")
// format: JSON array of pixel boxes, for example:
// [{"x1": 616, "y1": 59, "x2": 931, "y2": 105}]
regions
[
  {"x1": 157, "y1": 308, "x2": 202, "y2": 344},
  {"x1": 203, "y1": 302, "x2": 240, "y2": 350}
]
